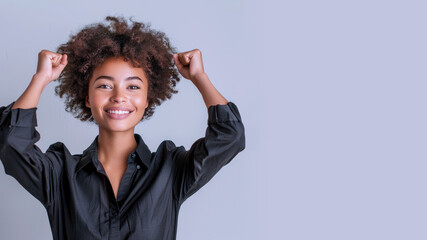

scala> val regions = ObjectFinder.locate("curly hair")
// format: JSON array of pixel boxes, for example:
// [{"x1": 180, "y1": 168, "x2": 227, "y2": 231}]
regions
[{"x1": 55, "y1": 16, "x2": 180, "y2": 122}]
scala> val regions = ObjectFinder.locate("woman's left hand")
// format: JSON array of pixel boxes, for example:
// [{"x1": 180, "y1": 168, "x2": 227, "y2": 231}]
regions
[{"x1": 173, "y1": 49, "x2": 206, "y2": 82}]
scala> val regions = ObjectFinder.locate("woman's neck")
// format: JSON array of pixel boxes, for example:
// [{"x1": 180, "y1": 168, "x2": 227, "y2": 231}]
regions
[{"x1": 97, "y1": 129, "x2": 137, "y2": 166}]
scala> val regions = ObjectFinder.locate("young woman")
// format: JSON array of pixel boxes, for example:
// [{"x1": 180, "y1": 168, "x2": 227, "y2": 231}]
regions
[{"x1": 0, "y1": 16, "x2": 245, "y2": 239}]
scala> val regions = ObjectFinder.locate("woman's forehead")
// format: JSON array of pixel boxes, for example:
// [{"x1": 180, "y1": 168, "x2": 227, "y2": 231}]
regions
[{"x1": 90, "y1": 57, "x2": 148, "y2": 82}]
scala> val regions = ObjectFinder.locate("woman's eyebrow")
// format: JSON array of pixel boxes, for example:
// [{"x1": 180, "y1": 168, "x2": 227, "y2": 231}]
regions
[{"x1": 94, "y1": 75, "x2": 143, "y2": 82}]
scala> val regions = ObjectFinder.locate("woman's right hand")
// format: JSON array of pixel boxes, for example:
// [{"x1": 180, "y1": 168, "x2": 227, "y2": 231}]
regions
[
  {"x1": 11, "y1": 50, "x2": 68, "y2": 109},
  {"x1": 35, "y1": 50, "x2": 68, "y2": 85}
]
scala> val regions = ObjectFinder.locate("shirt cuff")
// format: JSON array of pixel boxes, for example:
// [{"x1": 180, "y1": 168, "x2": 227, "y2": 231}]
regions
[
  {"x1": 0, "y1": 102, "x2": 38, "y2": 127},
  {"x1": 207, "y1": 102, "x2": 242, "y2": 124}
]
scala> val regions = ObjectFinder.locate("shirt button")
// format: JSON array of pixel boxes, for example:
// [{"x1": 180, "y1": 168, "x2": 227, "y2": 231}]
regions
[
  {"x1": 131, "y1": 153, "x2": 136, "y2": 158},
  {"x1": 136, "y1": 165, "x2": 141, "y2": 170},
  {"x1": 111, "y1": 209, "x2": 118, "y2": 217}
]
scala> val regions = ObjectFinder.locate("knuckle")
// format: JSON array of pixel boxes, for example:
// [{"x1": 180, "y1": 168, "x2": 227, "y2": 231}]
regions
[{"x1": 39, "y1": 49, "x2": 50, "y2": 56}]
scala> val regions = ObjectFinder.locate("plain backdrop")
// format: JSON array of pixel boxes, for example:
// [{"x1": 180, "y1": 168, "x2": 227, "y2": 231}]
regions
[{"x1": 0, "y1": 0, "x2": 426, "y2": 239}]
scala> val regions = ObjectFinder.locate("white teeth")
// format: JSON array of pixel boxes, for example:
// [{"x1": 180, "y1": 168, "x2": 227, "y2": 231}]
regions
[{"x1": 108, "y1": 110, "x2": 130, "y2": 114}]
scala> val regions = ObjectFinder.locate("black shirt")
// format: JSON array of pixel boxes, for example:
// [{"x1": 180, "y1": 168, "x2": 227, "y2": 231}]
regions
[{"x1": 0, "y1": 101, "x2": 245, "y2": 240}]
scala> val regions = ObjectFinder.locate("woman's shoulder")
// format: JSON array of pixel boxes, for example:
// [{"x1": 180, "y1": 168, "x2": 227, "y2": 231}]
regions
[
  {"x1": 46, "y1": 141, "x2": 81, "y2": 162},
  {"x1": 148, "y1": 140, "x2": 189, "y2": 161},
  {"x1": 152, "y1": 140, "x2": 184, "y2": 155},
  {"x1": 47, "y1": 141, "x2": 70, "y2": 154}
]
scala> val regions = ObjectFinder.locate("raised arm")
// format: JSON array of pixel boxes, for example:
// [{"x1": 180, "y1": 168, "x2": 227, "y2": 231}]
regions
[
  {"x1": 0, "y1": 50, "x2": 67, "y2": 206},
  {"x1": 171, "y1": 49, "x2": 245, "y2": 204}
]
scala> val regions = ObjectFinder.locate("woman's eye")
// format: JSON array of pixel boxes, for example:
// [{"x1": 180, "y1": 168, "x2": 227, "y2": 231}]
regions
[
  {"x1": 129, "y1": 86, "x2": 140, "y2": 90},
  {"x1": 98, "y1": 85, "x2": 112, "y2": 89}
]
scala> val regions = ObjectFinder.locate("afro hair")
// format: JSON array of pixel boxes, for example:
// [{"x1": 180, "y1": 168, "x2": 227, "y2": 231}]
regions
[{"x1": 55, "y1": 16, "x2": 180, "y2": 122}]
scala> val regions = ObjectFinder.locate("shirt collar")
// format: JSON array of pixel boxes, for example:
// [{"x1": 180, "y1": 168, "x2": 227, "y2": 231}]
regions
[{"x1": 76, "y1": 133, "x2": 152, "y2": 172}]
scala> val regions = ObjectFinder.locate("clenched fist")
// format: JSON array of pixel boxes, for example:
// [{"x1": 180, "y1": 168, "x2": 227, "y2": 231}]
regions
[
  {"x1": 173, "y1": 49, "x2": 206, "y2": 82},
  {"x1": 35, "y1": 50, "x2": 68, "y2": 85}
]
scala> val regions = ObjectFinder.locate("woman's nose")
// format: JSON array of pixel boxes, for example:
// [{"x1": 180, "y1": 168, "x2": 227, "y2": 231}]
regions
[{"x1": 111, "y1": 88, "x2": 127, "y2": 103}]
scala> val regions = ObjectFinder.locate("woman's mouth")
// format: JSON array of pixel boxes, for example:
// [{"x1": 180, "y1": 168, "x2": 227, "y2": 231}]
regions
[{"x1": 105, "y1": 109, "x2": 133, "y2": 119}]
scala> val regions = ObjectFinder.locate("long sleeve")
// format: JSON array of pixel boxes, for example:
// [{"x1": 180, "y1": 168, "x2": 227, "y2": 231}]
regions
[
  {"x1": 0, "y1": 102, "x2": 63, "y2": 207},
  {"x1": 172, "y1": 102, "x2": 245, "y2": 205}
]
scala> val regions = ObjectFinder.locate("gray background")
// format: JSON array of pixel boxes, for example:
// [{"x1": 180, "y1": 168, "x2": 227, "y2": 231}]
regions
[{"x1": 0, "y1": 0, "x2": 426, "y2": 239}]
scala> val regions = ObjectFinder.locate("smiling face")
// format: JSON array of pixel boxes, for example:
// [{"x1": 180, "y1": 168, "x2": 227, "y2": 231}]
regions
[{"x1": 85, "y1": 57, "x2": 149, "y2": 133}]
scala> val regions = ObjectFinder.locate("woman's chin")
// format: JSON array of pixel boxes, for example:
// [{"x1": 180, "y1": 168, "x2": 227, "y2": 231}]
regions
[{"x1": 98, "y1": 124, "x2": 135, "y2": 133}]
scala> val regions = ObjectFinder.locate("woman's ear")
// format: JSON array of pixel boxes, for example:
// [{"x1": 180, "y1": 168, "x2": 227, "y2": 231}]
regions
[{"x1": 85, "y1": 96, "x2": 90, "y2": 108}]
